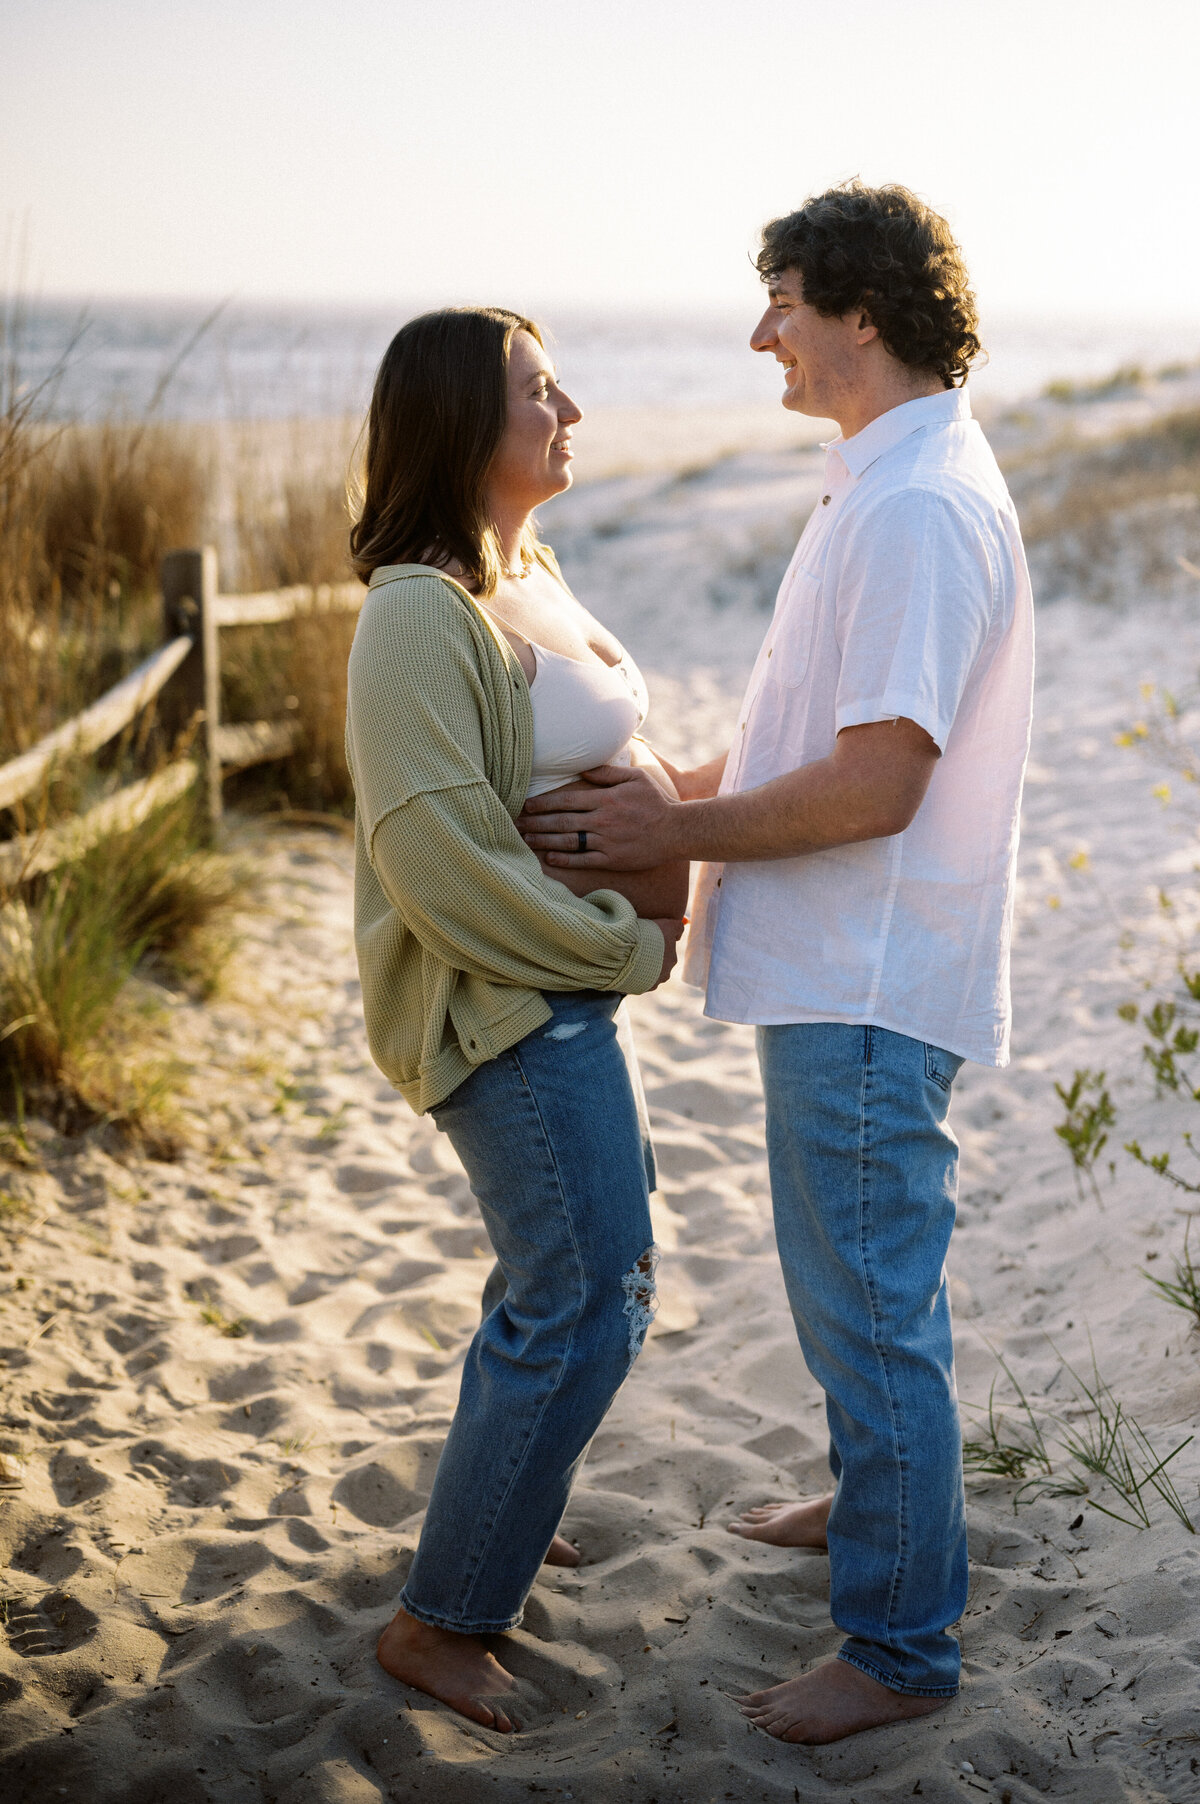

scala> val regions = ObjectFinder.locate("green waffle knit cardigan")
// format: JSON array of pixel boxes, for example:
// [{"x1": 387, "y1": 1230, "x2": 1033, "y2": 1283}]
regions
[{"x1": 344, "y1": 565, "x2": 666, "y2": 1114}]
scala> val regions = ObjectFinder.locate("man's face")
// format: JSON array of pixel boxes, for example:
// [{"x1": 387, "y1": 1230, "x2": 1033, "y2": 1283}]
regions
[{"x1": 750, "y1": 269, "x2": 866, "y2": 420}]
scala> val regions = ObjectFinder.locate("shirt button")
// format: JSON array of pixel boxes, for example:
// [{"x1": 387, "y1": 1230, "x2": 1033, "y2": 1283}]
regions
[
  {"x1": 766, "y1": 648, "x2": 772, "y2": 658},
  {"x1": 716, "y1": 877, "x2": 722, "y2": 887},
  {"x1": 822, "y1": 494, "x2": 831, "y2": 505}
]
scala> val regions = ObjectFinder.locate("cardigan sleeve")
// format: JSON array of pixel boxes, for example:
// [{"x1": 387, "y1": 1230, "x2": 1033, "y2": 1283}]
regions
[{"x1": 370, "y1": 788, "x2": 665, "y2": 994}]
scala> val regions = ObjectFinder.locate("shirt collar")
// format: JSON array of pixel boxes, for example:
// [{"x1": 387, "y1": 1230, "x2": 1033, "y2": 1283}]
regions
[{"x1": 826, "y1": 387, "x2": 972, "y2": 481}]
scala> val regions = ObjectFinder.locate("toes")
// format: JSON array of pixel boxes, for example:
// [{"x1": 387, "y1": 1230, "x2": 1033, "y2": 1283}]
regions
[
  {"x1": 749, "y1": 1708, "x2": 794, "y2": 1738},
  {"x1": 473, "y1": 1696, "x2": 519, "y2": 1733},
  {"x1": 543, "y1": 1534, "x2": 582, "y2": 1568}
]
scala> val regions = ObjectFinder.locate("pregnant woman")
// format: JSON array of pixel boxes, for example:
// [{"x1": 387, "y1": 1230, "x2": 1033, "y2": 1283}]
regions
[{"x1": 344, "y1": 306, "x2": 688, "y2": 1731}]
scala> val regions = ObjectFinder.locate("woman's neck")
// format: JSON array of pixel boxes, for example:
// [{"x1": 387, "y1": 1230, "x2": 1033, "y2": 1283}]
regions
[{"x1": 488, "y1": 500, "x2": 533, "y2": 577}]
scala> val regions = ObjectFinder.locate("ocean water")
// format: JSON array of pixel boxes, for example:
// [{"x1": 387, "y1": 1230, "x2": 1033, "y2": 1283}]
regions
[{"x1": 12, "y1": 298, "x2": 1200, "y2": 424}]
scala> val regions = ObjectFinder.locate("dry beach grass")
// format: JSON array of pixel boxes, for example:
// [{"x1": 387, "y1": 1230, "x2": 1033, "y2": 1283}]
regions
[{"x1": 3, "y1": 362, "x2": 1200, "y2": 1799}]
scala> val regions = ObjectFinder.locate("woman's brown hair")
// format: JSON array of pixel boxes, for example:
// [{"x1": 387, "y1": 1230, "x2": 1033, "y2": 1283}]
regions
[{"x1": 349, "y1": 306, "x2": 555, "y2": 597}]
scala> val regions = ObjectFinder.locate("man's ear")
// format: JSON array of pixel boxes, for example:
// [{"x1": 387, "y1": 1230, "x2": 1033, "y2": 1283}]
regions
[{"x1": 856, "y1": 310, "x2": 879, "y2": 345}]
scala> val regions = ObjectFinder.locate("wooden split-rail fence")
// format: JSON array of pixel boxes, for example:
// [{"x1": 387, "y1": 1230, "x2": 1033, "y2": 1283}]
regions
[{"x1": 0, "y1": 547, "x2": 362, "y2": 886}]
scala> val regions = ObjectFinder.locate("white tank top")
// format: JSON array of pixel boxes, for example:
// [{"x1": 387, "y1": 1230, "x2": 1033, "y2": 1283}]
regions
[{"x1": 524, "y1": 640, "x2": 649, "y2": 799}]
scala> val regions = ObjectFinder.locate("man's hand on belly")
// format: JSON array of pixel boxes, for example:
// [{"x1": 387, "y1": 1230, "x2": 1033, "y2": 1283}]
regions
[{"x1": 517, "y1": 765, "x2": 675, "y2": 871}]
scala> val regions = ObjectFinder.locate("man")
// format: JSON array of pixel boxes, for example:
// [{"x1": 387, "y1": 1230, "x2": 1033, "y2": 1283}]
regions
[{"x1": 519, "y1": 181, "x2": 1034, "y2": 1745}]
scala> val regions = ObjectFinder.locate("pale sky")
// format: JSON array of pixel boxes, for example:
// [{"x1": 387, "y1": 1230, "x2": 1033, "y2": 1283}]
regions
[{"x1": 3, "y1": 0, "x2": 1199, "y2": 320}]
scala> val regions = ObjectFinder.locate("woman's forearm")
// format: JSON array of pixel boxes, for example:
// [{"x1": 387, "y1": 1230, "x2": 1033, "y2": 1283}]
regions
[{"x1": 638, "y1": 744, "x2": 728, "y2": 802}]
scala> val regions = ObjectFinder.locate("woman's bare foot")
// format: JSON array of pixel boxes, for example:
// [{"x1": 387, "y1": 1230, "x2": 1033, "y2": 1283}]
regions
[
  {"x1": 543, "y1": 1533, "x2": 581, "y2": 1567},
  {"x1": 726, "y1": 1493, "x2": 833, "y2": 1548},
  {"x1": 737, "y1": 1657, "x2": 948, "y2": 1745},
  {"x1": 376, "y1": 1606, "x2": 524, "y2": 1731}
]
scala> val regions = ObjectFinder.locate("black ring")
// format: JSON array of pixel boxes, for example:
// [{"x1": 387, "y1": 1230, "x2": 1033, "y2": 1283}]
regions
[{"x1": 577, "y1": 830, "x2": 588, "y2": 853}]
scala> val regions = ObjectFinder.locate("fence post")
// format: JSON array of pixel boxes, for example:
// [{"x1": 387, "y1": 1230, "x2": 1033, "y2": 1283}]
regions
[{"x1": 161, "y1": 546, "x2": 221, "y2": 827}]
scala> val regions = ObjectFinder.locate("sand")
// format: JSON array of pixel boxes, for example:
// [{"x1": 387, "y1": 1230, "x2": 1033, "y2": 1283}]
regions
[{"x1": 4, "y1": 399, "x2": 1200, "y2": 1802}]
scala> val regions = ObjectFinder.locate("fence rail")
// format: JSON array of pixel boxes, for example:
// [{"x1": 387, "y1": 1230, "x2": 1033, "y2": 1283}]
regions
[
  {"x1": 0, "y1": 635, "x2": 192, "y2": 813},
  {"x1": 0, "y1": 762, "x2": 199, "y2": 887},
  {"x1": 213, "y1": 580, "x2": 360, "y2": 630},
  {"x1": 0, "y1": 546, "x2": 360, "y2": 882}
]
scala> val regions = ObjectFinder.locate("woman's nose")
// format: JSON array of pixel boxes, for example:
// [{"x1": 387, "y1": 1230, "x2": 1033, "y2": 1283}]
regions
[{"x1": 559, "y1": 390, "x2": 583, "y2": 424}]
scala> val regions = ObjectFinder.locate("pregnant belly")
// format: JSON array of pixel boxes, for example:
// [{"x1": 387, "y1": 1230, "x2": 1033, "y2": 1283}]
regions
[
  {"x1": 535, "y1": 851, "x2": 690, "y2": 921},
  {"x1": 529, "y1": 767, "x2": 690, "y2": 921}
]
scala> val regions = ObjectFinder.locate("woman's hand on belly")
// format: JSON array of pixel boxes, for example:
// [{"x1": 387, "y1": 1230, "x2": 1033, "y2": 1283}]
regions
[{"x1": 530, "y1": 760, "x2": 690, "y2": 920}]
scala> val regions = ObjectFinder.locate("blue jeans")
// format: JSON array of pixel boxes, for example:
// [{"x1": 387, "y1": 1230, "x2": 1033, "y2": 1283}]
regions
[
  {"x1": 757, "y1": 1022, "x2": 967, "y2": 1697},
  {"x1": 400, "y1": 991, "x2": 658, "y2": 1634}
]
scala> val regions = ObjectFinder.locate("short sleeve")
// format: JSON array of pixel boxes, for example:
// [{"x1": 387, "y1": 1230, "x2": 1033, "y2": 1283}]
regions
[{"x1": 832, "y1": 489, "x2": 995, "y2": 752}]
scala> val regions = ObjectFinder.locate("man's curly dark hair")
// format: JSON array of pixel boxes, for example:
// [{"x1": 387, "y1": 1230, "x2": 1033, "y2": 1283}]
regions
[{"x1": 756, "y1": 181, "x2": 982, "y2": 389}]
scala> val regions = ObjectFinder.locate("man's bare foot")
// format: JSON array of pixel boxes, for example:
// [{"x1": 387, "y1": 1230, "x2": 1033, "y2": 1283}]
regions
[
  {"x1": 376, "y1": 1606, "x2": 524, "y2": 1731},
  {"x1": 737, "y1": 1657, "x2": 948, "y2": 1745},
  {"x1": 726, "y1": 1493, "x2": 833, "y2": 1549},
  {"x1": 543, "y1": 1533, "x2": 581, "y2": 1567}
]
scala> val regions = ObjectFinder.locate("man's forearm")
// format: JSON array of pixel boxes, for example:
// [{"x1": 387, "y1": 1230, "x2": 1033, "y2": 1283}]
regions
[
  {"x1": 662, "y1": 723, "x2": 938, "y2": 863},
  {"x1": 662, "y1": 758, "x2": 888, "y2": 862}
]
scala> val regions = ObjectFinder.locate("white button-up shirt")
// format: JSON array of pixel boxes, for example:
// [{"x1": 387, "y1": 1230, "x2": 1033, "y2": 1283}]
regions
[{"x1": 683, "y1": 388, "x2": 1034, "y2": 1067}]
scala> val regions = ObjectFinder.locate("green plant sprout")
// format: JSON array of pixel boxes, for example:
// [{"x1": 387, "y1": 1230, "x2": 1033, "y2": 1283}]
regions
[
  {"x1": 1050, "y1": 1346, "x2": 1194, "y2": 1533},
  {"x1": 963, "y1": 1341, "x2": 1195, "y2": 1531},
  {"x1": 315, "y1": 1103, "x2": 349, "y2": 1142},
  {"x1": 1126, "y1": 1132, "x2": 1200, "y2": 1193},
  {"x1": 1138, "y1": 999, "x2": 1200, "y2": 1094},
  {"x1": 1119, "y1": 968, "x2": 1200, "y2": 1193},
  {"x1": 1054, "y1": 1068, "x2": 1116, "y2": 1201},
  {"x1": 273, "y1": 1431, "x2": 320, "y2": 1457},
  {"x1": 199, "y1": 1305, "x2": 249, "y2": 1339},
  {"x1": 0, "y1": 1189, "x2": 33, "y2": 1227},
  {"x1": 961, "y1": 1362, "x2": 1053, "y2": 1484},
  {"x1": 1142, "y1": 1218, "x2": 1200, "y2": 1328},
  {"x1": 272, "y1": 1074, "x2": 301, "y2": 1115}
]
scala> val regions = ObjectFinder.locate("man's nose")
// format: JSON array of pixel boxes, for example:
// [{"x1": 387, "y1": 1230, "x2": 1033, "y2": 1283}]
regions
[{"x1": 749, "y1": 310, "x2": 777, "y2": 353}]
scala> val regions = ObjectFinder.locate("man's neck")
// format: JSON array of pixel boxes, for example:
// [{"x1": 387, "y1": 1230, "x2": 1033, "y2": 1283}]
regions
[{"x1": 833, "y1": 373, "x2": 946, "y2": 442}]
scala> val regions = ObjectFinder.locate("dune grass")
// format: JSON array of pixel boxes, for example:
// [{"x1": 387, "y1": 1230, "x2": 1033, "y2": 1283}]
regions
[
  {"x1": 0, "y1": 303, "x2": 359, "y2": 1147},
  {"x1": 221, "y1": 434, "x2": 357, "y2": 813},
  {"x1": 0, "y1": 795, "x2": 240, "y2": 1144},
  {"x1": 963, "y1": 1342, "x2": 1195, "y2": 1531},
  {"x1": 1011, "y1": 406, "x2": 1200, "y2": 549}
]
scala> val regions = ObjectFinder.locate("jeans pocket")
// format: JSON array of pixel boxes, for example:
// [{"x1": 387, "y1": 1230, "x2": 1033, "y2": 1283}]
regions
[{"x1": 924, "y1": 1042, "x2": 964, "y2": 1092}]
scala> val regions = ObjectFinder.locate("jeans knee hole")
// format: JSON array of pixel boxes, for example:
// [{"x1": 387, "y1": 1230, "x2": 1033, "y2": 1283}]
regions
[{"x1": 621, "y1": 1244, "x2": 660, "y2": 1364}]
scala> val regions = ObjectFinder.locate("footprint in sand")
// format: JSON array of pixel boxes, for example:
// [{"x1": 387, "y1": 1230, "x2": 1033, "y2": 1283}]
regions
[{"x1": 4, "y1": 1589, "x2": 99, "y2": 1658}]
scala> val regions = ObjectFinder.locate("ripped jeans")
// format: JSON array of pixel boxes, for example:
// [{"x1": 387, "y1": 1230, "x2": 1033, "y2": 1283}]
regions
[{"x1": 399, "y1": 990, "x2": 658, "y2": 1634}]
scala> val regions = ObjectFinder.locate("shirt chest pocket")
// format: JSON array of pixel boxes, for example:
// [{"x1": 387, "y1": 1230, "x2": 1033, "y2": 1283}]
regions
[{"x1": 769, "y1": 565, "x2": 821, "y2": 689}]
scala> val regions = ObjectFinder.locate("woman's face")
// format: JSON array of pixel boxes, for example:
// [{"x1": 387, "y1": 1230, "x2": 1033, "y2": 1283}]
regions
[{"x1": 486, "y1": 330, "x2": 583, "y2": 517}]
